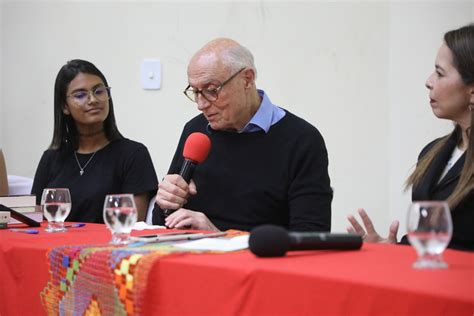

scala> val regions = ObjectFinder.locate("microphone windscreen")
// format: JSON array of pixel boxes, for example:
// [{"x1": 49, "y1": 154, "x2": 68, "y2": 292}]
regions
[
  {"x1": 249, "y1": 225, "x2": 290, "y2": 257},
  {"x1": 183, "y1": 132, "x2": 211, "y2": 164}
]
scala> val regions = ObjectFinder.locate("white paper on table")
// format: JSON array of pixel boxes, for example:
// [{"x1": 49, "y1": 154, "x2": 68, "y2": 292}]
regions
[
  {"x1": 175, "y1": 235, "x2": 249, "y2": 252},
  {"x1": 132, "y1": 221, "x2": 166, "y2": 230}
]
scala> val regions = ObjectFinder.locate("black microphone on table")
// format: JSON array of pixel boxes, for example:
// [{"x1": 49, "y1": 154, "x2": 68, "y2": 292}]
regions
[
  {"x1": 249, "y1": 224, "x2": 363, "y2": 257},
  {"x1": 162, "y1": 132, "x2": 212, "y2": 217}
]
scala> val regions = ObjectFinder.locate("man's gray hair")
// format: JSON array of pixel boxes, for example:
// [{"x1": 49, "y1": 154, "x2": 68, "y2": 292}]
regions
[{"x1": 222, "y1": 43, "x2": 257, "y2": 78}]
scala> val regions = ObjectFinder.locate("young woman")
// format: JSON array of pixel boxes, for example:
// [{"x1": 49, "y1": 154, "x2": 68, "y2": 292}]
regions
[
  {"x1": 32, "y1": 59, "x2": 158, "y2": 223},
  {"x1": 348, "y1": 24, "x2": 474, "y2": 251}
]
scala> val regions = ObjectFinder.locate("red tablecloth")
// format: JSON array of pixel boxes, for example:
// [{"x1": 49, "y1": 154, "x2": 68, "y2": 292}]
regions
[{"x1": 0, "y1": 223, "x2": 473, "y2": 315}]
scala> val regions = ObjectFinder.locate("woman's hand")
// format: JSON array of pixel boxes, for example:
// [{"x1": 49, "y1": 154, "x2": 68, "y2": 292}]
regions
[{"x1": 347, "y1": 208, "x2": 399, "y2": 244}]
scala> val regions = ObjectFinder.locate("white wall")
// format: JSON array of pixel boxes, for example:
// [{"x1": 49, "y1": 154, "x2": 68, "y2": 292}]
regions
[{"x1": 1, "y1": 1, "x2": 473, "y2": 234}]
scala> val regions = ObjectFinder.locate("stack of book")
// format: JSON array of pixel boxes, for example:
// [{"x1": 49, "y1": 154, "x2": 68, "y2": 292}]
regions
[{"x1": 0, "y1": 195, "x2": 43, "y2": 224}]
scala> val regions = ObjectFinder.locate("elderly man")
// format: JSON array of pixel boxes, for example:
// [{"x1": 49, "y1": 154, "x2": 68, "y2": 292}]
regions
[{"x1": 153, "y1": 38, "x2": 332, "y2": 232}]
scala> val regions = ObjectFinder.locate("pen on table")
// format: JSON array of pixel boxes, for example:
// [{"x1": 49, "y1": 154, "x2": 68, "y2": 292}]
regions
[
  {"x1": 64, "y1": 223, "x2": 86, "y2": 228},
  {"x1": 131, "y1": 231, "x2": 227, "y2": 244},
  {"x1": 10, "y1": 229, "x2": 39, "y2": 234},
  {"x1": 156, "y1": 231, "x2": 227, "y2": 242}
]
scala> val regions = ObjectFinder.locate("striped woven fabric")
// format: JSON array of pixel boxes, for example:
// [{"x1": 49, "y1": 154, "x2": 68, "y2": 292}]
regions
[{"x1": 41, "y1": 230, "x2": 244, "y2": 315}]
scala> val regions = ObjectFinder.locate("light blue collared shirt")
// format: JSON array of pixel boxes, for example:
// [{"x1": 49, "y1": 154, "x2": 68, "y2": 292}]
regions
[{"x1": 238, "y1": 89, "x2": 286, "y2": 133}]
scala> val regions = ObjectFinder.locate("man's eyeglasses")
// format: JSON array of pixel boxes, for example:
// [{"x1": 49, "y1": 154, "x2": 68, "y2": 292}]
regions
[
  {"x1": 66, "y1": 86, "x2": 111, "y2": 106},
  {"x1": 183, "y1": 67, "x2": 246, "y2": 103}
]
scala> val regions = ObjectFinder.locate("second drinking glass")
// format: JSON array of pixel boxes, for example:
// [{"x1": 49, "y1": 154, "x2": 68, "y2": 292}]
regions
[{"x1": 103, "y1": 194, "x2": 137, "y2": 245}]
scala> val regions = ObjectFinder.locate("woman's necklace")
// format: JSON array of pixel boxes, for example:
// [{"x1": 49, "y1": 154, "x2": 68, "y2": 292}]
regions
[{"x1": 74, "y1": 151, "x2": 97, "y2": 176}]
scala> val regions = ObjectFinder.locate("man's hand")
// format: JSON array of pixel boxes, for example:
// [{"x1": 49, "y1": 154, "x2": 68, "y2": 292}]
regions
[
  {"x1": 165, "y1": 208, "x2": 220, "y2": 231},
  {"x1": 156, "y1": 174, "x2": 197, "y2": 211}
]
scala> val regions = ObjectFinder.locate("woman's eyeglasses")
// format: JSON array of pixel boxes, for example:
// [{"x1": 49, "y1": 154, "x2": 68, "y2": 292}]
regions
[{"x1": 67, "y1": 86, "x2": 111, "y2": 106}]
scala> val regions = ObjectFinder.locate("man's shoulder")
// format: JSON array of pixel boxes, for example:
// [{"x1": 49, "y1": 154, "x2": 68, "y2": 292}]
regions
[
  {"x1": 275, "y1": 109, "x2": 323, "y2": 137},
  {"x1": 182, "y1": 114, "x2": 208, "y2": 135},
  {"x1": 185, "y1": 114, "x2": 208, "y2": 128}
]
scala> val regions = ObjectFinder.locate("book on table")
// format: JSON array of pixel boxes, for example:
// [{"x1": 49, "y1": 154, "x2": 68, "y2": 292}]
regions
[
  {"x1": 0, "y1": 195, "x2": 43, "y2": 224},
  {"x1": 8, "y1": 211, "x2": 43, "y2": 225},
  {"x1": 0, "y1": 195, "x2": 36, "y2": 211}
]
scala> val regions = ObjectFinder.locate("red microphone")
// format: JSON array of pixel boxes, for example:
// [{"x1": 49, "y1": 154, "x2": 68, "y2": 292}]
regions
[
  {"x1": 179, "y1": 132, "x2": 211, "y2": 182},
  {"x1": 163, "y1": 132, "x2": 211, "y2": 216}
]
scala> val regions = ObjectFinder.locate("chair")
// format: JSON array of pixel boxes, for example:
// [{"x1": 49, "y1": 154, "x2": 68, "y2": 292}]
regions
[
  {"x1": 145, "y1": 195, "x2": 157, "y2": 224},
  {"x1": 0, "y1": 150, "x2": 7, "y2": 195},
  {"x1": 7, "y1": 175, "x2": 34, "y2": 196}
]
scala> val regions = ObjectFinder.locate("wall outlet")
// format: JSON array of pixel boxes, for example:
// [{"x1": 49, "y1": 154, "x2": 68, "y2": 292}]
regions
[{"x1": 141, "y1": 59, "x2": 161, "y2": 90}]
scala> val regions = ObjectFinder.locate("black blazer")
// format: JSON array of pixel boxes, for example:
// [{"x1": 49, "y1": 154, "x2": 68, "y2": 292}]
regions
[{"x1": 400, "y1": 131, "x2": 474, "y2": 251}]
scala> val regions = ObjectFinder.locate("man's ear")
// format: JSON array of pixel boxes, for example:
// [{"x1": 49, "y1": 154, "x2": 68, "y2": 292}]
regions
[{"x1": 242, "y1": 68, "x2": 256, "y2": 89}]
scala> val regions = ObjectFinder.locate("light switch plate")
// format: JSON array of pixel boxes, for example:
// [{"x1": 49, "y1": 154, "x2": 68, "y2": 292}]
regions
[{"x1": 141, "y1": 59, "x2": 161, "y2": 90}]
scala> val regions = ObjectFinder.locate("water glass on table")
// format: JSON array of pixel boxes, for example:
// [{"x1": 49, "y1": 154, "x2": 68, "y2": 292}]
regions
[
  {"x1": 407, "y1": 201, "x2": 453, "y2": 269},
  {"x1": 103, "y1": 194, "x2": 137, "y2": 245},
  {"x1": 41, "y1": 188, "x2": 72, "y2": 233}
]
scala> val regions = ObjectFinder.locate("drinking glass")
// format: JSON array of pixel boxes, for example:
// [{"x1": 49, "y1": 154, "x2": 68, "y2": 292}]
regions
[
  {"x1": 41, "y1": 188, "x2": 72, "y2": 233},
  {"x1": 406, "y1": 201, "x2": 452, "y2": 269},
  {"x1": 103, "y1": 194, "x2": 137, "y2": 245}
]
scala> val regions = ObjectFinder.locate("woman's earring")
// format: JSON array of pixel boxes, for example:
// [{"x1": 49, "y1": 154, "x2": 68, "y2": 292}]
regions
[
  {"x1": 65, "y1": 122, "x2": 70, "y2": 144},
  {"x1": 470, "y1": 90, "x2": 474, "y2": 111}
]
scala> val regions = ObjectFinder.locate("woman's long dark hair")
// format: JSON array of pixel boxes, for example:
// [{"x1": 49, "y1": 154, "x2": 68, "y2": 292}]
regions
[
  {"x1": 406, "y1": 24, "x2": 474, "y2": 209},
  {"x1": 50, "y1": 59, "x2": 123, "y2": 151}
]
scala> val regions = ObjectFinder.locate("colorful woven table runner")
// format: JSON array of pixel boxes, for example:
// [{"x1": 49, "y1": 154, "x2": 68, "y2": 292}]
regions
[{"x1": 41, "y1": 230, "x2": 245, "y2": 316}]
